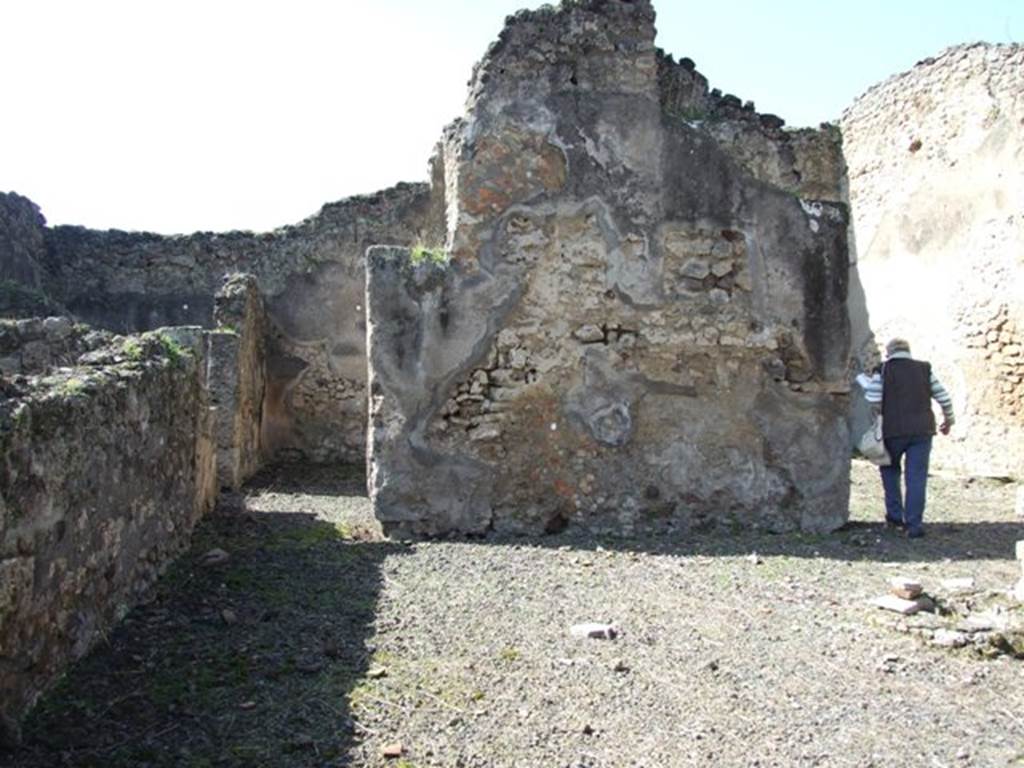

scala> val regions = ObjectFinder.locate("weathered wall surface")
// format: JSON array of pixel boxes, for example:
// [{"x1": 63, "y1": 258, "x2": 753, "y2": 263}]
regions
[
  {"x1": 209, "y1": 274, "x2": 267, "y2": 490},
  {"x1": 843, "y1": 43, "x2": 1024, "y2": 478},
  {"x1": 0, "y1": 317, "x2": 112, "y2": 376},
  {"x1": 0, "y1": 194, "x2": 61, "y2": 319},
  {"x1": 368, "y1": 0, "x2": 851, "y2": 538},
  {"x1": 0, "y1": 330, "x2": 216, "y2": 727},
  {"x1": 655, "y1": 51, "x2": 846, "y2": 203},
  {"x1": 20, "y1": 183, "x2": 441, "y2": 463}
]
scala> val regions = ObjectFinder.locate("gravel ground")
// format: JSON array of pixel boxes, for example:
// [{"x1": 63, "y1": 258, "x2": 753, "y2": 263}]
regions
[{"x1": 8, "y1": 460, "x2": 1024, "y2": 767}]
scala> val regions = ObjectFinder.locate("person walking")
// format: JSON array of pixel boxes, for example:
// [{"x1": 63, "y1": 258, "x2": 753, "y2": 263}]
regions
[{"x1": 860, "y1": 338, "x2": 955, "y2": 538}]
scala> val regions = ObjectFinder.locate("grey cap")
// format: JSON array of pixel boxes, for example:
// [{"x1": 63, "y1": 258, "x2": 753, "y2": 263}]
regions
[{"x1": 885, "y1": 337, "x2": 911, "y2": 356}]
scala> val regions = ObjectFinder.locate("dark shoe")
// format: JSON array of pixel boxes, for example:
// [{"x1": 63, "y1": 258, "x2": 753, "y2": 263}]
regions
[
  {"x1": 885, "y1": 518, "x2": 906, "y2": 530},
  {"x1": 906, "y1": 527, "x2": 925, "y2": 539}
]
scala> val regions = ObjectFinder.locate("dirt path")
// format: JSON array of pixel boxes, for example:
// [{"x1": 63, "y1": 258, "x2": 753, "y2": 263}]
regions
[{"x1": 8, "y1": 462, "x2": 1024, "y2": 767}]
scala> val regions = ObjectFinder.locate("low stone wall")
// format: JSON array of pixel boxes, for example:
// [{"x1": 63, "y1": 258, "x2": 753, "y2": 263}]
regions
[
  {"x1": 209, "y1": 274, "x2": 267, "y2": 490},
  {"x1": 0, "y1": 329, "x2": 217, "y2": 729}
]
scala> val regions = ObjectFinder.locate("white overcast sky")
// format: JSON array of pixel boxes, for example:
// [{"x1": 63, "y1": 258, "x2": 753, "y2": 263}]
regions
[{"x1": 1, "y1": 0, "x2": 1020, "y2": 234}]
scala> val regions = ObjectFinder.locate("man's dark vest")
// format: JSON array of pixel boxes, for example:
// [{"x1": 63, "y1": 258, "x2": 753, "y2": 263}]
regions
[{"x1": 882, "y1": 358, "x2": 936, "y2": 438}]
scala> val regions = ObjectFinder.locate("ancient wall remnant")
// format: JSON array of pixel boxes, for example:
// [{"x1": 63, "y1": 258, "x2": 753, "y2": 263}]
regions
[
  {"x1": 209, "y1": 274, "x2": 268, "y2": 490},
  {"x1": 843, "y1": 43, "x2": 1024, "y2": 478},
  {"x1": 367, "y1": 0, "x2": 852, "y2": 538},
  {"x1": 0, "y1": 329, "x2": 217, "y2": 726},
  {"x1": 0, "y1": 195, "x2": 61, "y2": 319},
  {"x1": 7, "y1": 184, "x2": 443, "y2": 463},
  {"x1": 0, "y1": 317, "x2": 112, "y2": 376}
]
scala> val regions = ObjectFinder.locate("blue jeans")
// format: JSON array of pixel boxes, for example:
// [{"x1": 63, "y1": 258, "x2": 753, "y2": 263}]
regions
[{"x1": 880, "y1": 435, "x2": 932, "y2": 534}]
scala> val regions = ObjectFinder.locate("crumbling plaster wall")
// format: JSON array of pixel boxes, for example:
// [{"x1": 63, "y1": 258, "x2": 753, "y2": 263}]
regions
[
  {"x1": 843, "y1": 43, "x2": 1024, "y2": 478},
  {"x1": 18, "y1": 183, "x2": 442, "y2": 463},
  {"x1": 368, "y1": 0, "x2": 851, "y2": 538},
  {"x1": 0, "y1": 329, "x2": 217, "y2": 727}
]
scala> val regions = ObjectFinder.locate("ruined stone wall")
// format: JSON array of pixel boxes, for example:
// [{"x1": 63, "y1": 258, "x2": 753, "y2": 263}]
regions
[
  {"x1": 842, "y1": 43, "x2": 1024, "y2": 478},
  {"x1": 21, "y1": 183, "x2": 441, "y2": 463},
  {"x1": 0, "y1": 194, "x2": 62, "y2": 319},
  {"x1": 209, "y1": 274, "x2": 267, "y2": 490},
  {"x1": 0, "y1": 329, "x2": 217, "y2": 726},
  {"x1": 656, "y1": 51, "x2": 846, "y2": 202},
  {"x1": 368, "y1": 0, "x2": 851, "y2": 538},
  {"x1": 0, "y1": 317, "x2": 113, "y2": 376}
]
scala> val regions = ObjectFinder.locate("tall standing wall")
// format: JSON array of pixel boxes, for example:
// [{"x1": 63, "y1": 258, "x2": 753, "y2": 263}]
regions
[{"x1": 367, "y1": 0, "x2": 852, "y2": 537}]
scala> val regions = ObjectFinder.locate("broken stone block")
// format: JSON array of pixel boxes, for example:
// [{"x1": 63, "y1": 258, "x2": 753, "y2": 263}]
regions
[
  {"x1": 710, "y1": 260, "x2": 733, "y2": 278},
  {"x1": 572, "y1": 324, "x2": 605, "y2": 343},
  {"x1": 931, "y1": 629, "x2": 969, "y2": 648},
  {"x1": 680, "y1": 259, "x2": 710, "y2": 280},
  {"x1": 940, "y1": 577, "x2": 975, "y2": 592},
  {"x1": 570, "y1": 622, "x2": 619, "y2": 639},
  {"x1": 42, "y1": 316, "x2": 73, "y2": 340},
  {"x1": 200, "y1": 548, "x2": 230, "y2": 567},
  {"x1": 869, "y1": 595, "x2": 924, "y2": 615},
  {"x1": 889, "y1": 576, "x2": 923, "y2": 600},
  {"x1": 381, "y1": 742, "x2": 404, "y2": 758},
  {"x1": 468, "y1": 425, "x2": 501, "y2": 442}
]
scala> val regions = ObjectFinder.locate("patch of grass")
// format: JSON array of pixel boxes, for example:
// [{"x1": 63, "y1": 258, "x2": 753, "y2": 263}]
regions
[
  {"x1": 122, "y1": 338, "x2": 145, "y2": 361},
  {"x1": 409, "y1": 244, "x2": 449, "y2": 266},
  {"x1": 56, "y1": 377, "x2": 87, "y2": 397},
  {"x1": 267, "y1": 521, "x2": 350, "y2": 550},
  {"x1": 156, "y1": 333, "x2": 188, "y2": 366}
]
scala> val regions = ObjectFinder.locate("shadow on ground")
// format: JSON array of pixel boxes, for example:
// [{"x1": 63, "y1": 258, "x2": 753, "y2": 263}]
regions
[
  {"x1": 7, "y1": 462, "x2": 1021, "y2": 767},
  {"x1": 9, "y1": 466, "x2": 407, "y2": 768}
]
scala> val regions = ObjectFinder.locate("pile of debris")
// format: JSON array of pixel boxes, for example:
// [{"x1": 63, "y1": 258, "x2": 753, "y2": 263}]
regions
[{"x1": 869, "y1": 542, "x2": 1024, "y2": 658}]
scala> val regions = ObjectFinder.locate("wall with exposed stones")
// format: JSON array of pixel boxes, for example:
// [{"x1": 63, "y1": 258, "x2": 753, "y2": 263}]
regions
[
  {"x1": 1, "y1": 183, "x2": 443, "y2": 464},
  {"x1": 842, "y1": 43, "x2": 1024, "y2": 478},
  {"x1": 0, "y1": 316, "x2": 112, "y2": 376},
  {"x1": 209, "y1": 274, "x2": 268, "y2": 490},
  {"x1": 0, "y1": 328, "x2": 217, "y2": 727},
  {"x1": 367, "y1": 0, "x2": 851, "y2": 538}
]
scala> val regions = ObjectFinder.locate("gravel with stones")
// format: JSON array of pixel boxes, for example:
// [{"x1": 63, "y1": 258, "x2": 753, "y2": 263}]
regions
[{"x1": 8, "y1": 460, "x2": 1024, "y2": 767}]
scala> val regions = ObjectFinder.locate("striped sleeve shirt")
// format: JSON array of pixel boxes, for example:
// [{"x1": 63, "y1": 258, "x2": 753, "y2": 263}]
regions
[{"x1": 859, "y1": 352, "x2": 955, "y2": 424}]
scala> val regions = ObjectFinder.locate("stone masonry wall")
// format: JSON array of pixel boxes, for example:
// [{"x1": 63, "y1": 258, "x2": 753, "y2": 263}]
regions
[
  {"x1": 16, "y1": 183, "x2": 442, "y2": 463},
  {"x1": 656, "y1": 51, "x2": 846, "y2": 203},
  {"x1": 0, "y1": 317, "x2": 112, "y2": 377},
  {"x1": 0, "y1": 194, "x2": 62, "y2": 319},
  {"x1": 842, "y1": 43, "x2": 1024, "y2": 478},
  {"x1": 209, "y1": 274, "x2": 267, "y2": 490},
  {"x1": 0, "y1": 329, "x2": 217, "y2": 727},
  {"x1": 367, "y1": 0, "x2": 851, "y2": 538}
]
